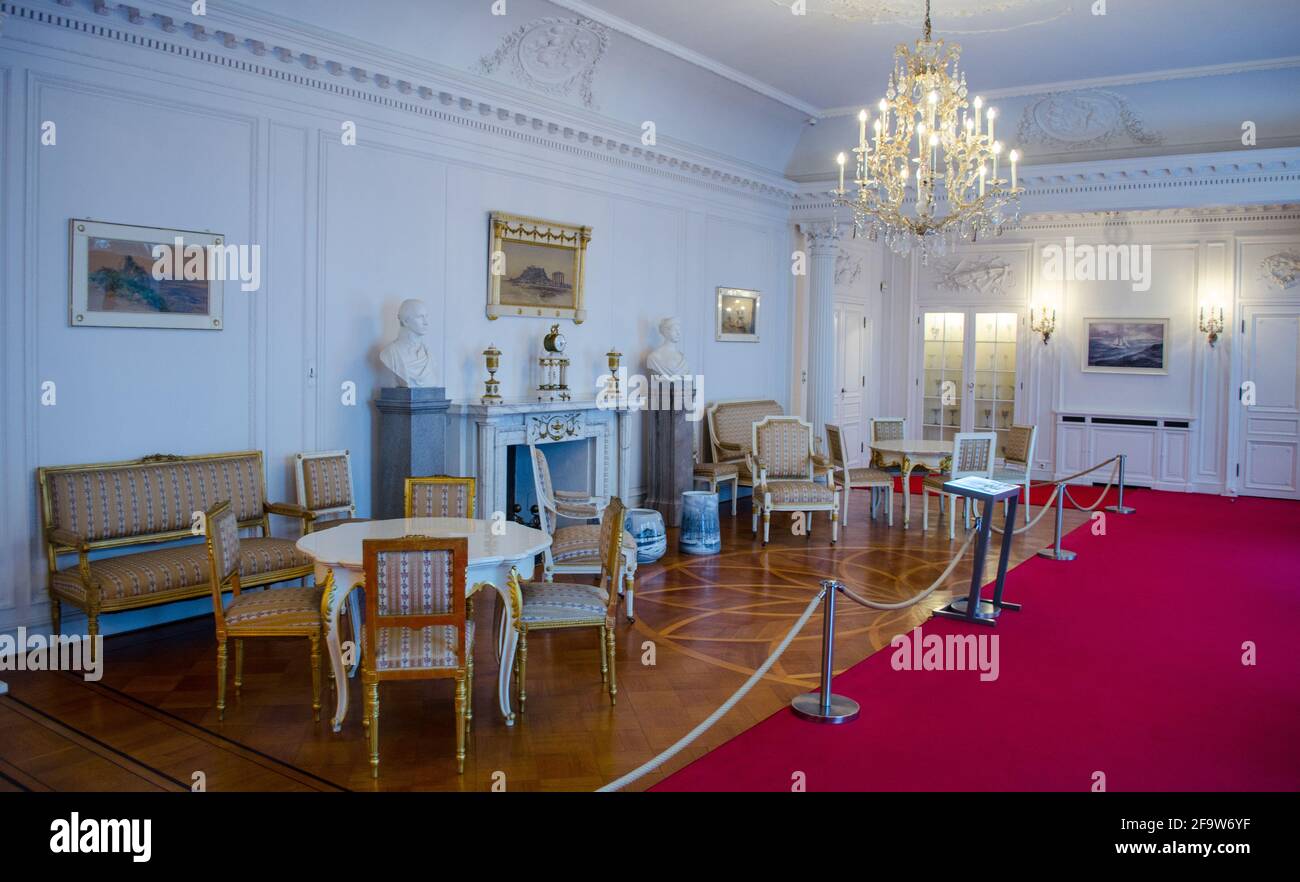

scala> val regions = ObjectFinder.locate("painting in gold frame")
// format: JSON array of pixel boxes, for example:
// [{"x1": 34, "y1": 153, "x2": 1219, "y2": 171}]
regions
[
  {"x1": 716, "y1": 287, "x2": 760, "y2": 342},
  {"x1": 487, "y1": 212, "x2": 590, "y2": 323}
]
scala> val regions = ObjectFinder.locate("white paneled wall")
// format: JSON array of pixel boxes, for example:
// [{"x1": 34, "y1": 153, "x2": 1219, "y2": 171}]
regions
[{"x1": 0, "y1": 5, "x2": 794, "y2": 636}]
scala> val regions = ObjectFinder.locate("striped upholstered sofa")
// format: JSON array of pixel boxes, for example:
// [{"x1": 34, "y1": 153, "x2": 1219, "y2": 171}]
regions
[
  {"x1": 38, "y1": 451, "x2": 315, "y2": 645},
  {"x1": 706, "y1": 399, "x2": 830, "y2": 489}
]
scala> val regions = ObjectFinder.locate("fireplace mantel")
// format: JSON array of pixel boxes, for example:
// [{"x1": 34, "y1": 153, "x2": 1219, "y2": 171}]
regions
[{"x1": 448, "y1": 398, "x2": 631, "y2": 518}]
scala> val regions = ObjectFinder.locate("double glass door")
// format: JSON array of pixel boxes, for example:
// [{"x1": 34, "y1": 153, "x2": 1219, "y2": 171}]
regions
[{"x1": 921, "y1": 310, "x2": 1021, "y2": 458}]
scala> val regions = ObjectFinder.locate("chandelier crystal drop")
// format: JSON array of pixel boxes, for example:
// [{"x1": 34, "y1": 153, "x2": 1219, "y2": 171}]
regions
[{"x1": 832, "y1": 0, "x2": 1023, "y2": 261}]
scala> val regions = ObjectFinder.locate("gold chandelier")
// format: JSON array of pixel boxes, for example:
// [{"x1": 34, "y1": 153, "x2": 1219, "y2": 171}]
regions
[{"x1": 833, "y1": 0, "x2": 1023, "y2": 260}]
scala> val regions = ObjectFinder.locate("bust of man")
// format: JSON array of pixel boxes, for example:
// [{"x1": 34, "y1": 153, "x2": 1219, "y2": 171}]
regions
[
  {"x1": 379, "y1": 299, "x2": 437, "y2": 388},
  {"x1": 647, "y1": 316, "x2": 690, "y2": 378}
]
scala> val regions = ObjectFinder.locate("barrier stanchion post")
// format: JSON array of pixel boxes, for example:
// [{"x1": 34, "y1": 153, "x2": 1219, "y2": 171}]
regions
[
  {"x1": 1035, "y1": 483, "x2": 1077, "y2": 561},
  {"x1": 791, "y1": 581, "x2": 860, "y2": 724},
  {"x1": 1104, "y1": 453, "x2": 1136, "y2": 515}
]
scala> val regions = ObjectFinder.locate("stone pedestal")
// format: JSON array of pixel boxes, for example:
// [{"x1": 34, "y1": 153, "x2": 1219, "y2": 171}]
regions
[
  {"x1": 375, "y1": 386, "x2": 451, "y2": 519},
  {"x1": 646, "y1": 405, "x2": 692, "y2": 528}
]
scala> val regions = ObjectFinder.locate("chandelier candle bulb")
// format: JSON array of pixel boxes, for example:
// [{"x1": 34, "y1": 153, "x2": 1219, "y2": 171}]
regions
[
  {"x1": 992, "y1": 141, "x2": 1002, "y2": 180},
  {"x1": 858, "y1": 109, "x2": 868, "y2": 147},
  {"x1": 987, "y1": 107, "x2": 996, "y2": 143},
  {"x1": 1009, "y1": 149, "x2": 1020, "y2": 190},
  {"x1": 837, "y1": 152, "x2": 846, "y2": 193}
]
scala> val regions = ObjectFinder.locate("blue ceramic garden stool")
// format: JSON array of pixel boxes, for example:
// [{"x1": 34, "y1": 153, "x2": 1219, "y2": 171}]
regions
[
  {"x1": 625, "y1": 508, "x2": 667, "y2": 564},
  {"x1": 679, "y1": 491, "x2": 722, "y2": 556}
]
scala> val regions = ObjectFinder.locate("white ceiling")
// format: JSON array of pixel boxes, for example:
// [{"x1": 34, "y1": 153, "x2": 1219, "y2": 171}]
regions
[{"x1": 553, "y1": 0, "x2": 1300, "y2": 114}]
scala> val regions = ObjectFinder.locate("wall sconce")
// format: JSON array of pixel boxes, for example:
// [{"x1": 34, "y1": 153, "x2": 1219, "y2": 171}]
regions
[
  {"x1": 1199, "y1": 306, "x2": 1225, "y2": 348},
  {"x1": 1030, "y1": 306, "x2": 1056, "y2": 344}
]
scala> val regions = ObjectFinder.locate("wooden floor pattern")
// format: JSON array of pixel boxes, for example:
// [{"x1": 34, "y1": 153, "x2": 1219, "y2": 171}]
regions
[{"x1": 0, "y1": 492, "x2": 1082, "y2": 792}]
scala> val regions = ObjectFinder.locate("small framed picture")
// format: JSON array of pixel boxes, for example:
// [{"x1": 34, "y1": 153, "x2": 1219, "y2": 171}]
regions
[
  {"x1": 716, "y1": 287, "x2": 760, "y2": 342},
  {"x1": 1082, "y1": 317, "x2": 1168, "y2": 374},
  {"x1": 69, "y1": 219, "x2": 224, "y2": 330},
  {"x1": 487, "y1": 212, "x2": 590, "y2": 323}
]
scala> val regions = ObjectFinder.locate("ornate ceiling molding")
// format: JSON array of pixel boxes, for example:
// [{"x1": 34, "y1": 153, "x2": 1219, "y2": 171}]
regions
[
  {"x1": 1259, "y1": 252, "x2": 1300, "y2": 290},
  {"x1": 6, "y1": 0, "x2": 794, "y2": 205},
  {"x1": 768, "y1": 0, "x2": 1074, "y2": 32},
  {"x1": 1016, "y1": 89, "x2": 1162, "y2": 151},
  {"x1": 475, "y1": 17, "x2": 608, "y2": 110}
]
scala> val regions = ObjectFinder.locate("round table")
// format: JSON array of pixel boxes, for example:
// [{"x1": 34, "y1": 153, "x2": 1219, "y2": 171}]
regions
[
  {"x1": 869, "y1": 439, "x2": 954, "y2": 528},
  {"x1": 295, "y1": 517, "x2": 550, "y2": 730}
]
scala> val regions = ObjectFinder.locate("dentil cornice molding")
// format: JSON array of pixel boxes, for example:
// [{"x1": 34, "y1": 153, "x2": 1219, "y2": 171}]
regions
[{"x1": 10, "y1": 0, "x2": 796, "y2": 206}]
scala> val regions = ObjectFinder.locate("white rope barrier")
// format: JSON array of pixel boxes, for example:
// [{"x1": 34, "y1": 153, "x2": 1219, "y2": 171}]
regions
[
  {"x1": 835, "y1": 527, "x2": 978, "y2": 611},
  {"x1": 597, "y1": 519, "x2": 988, "y2": 791},
  {"x1": 596, "y1": 586, "x2": 827, "y2": 792}
]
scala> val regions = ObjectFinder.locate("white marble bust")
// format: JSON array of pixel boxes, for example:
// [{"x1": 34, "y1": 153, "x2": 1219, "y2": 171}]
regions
[
  {"x1": 647, "y1": 317, "x2": 690, "y2": 378},
  {"x1": 380, "y1": 299, "x2": 437, "y2": 388}
]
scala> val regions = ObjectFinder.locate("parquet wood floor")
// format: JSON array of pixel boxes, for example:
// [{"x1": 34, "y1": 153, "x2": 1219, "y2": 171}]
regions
[{"x1": 0, "y1": 493, "x2": 1082, "y2": 792}]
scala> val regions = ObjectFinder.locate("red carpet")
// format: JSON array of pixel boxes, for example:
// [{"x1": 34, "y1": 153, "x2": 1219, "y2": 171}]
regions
[{"x1": 654, "y1": 491, "x2": 1300, "y2": 791}]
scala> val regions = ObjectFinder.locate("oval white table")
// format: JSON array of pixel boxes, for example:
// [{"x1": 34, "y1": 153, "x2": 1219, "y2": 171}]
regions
[
  {"x1": 869, "y1": 439, "x2": 954, "y2": 528},
  {"x1": 295, "y1": 517, "x2": 550, "y2": 731}
]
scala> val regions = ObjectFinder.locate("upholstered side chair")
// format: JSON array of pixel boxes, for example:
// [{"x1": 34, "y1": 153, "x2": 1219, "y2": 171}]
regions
[
  {"x1": 405, "y1": 475, "x2": 476, "y2": 518},
  {"x1": 506, "y1": 497, "x2": 626, "y2": 715},
  {"x1": 825, "y1": 423, "x2": 894, "y2": 527},
  {"x1": 361, "y1": 536, "x2": 472, "y2": 776},
  {"x1": 749, "y1": 416, "x2": 839, "y2": 546},
  {"x1": 295, "y1": 450, "x2": 364, "y2": 532},
  {"x1": 921, "y1": 432, "x2": 997, "y2": 539},
  {"x1": 529, "y1": 445, "x2": 637, "y2": 621},
  {"x1": 992, "y1": 424, "x2": 1037, "y2": 524},
  {"x1": 868, "y1": 417, "x2": 907, "y2": 473},
  {"x1": 203, "y1": 500, "x2": 324, "y2": 721}
]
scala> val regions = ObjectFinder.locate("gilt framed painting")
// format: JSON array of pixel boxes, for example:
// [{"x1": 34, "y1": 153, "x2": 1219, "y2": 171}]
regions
[
  {"x1": 716, "y1": 287, "x2": 760, "y2": 342},
  {"x1": 487, "y1": 212, "x2": 590, "y2": 323},
  {"x1": 1082, "y1": 318, "x2": 1168, "y2": 374},
  {"x1": 69, "y1": 219, "x2": 224, "y2": 330}
]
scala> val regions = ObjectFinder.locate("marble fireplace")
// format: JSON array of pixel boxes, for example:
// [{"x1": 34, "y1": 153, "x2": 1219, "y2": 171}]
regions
[{"x1": 447, "y1": 399, "x2": 631, "y2": 520}]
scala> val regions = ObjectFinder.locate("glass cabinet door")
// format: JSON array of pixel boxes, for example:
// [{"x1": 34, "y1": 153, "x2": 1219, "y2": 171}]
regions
[
  {"x1": 920, "y1": 309, "x2": 1020, "y2": 454},
  {"x1": 921, "y1": 311, "x2": 965, "y2": 442},
  {"x1": 973, "y1": 311, "x2": 1018, "y2": 458}
]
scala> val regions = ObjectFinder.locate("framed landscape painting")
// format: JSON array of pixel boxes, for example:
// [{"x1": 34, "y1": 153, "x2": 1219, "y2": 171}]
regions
[
  {"x1": 486, "y1": 212, "x2": 590, "y2": 323},
  {"x1": 69, "y1": 219, "x2": 223, "y2": 329},
  {"x1": 1082, "y1": 318, "x2": 1168, "y2": 374},
  {"x1": 716, "y1": 287, "x2": 760, "y2": 342}
]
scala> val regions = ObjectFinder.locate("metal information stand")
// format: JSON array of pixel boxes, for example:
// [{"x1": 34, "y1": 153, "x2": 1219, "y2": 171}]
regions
[{"x1": 933, "y1": 476, "x2": 1022, "y2": 627}]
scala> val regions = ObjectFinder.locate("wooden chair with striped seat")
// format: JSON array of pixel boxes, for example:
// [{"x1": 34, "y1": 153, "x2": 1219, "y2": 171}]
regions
[
  {"x1": 991, "y1": 424, "x2": 1037, "y2": 524},
  {"x1": 750, "y1": 416, "x2": 840, "y2": 546},
  {"x1": 506, "y1": 497, "x2": 627, "y2": 714},
  {"x1": 530, "y1": 445, "x2": 638, "y2": 622},
  {"x1": 360, "y1": 536, "x2": 473, "y2": 776},
  {"x1": 295, "y1": 450, "x2": 366, "y2": 532},
  {"x1": 921, "y1": 432, "x2": 997, "y2": 539},
  {"x1": 203, "y1": 500, "x2": 324, "y2": 721},
  {"x1": 825, "y1": 424, "x2": 894, "y2": 527},
  {"x1": 404, "y1": 475, "x2": 476, "y2": 518}
]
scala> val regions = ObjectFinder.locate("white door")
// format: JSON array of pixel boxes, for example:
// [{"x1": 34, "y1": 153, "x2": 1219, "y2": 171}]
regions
[
  {"x1": 1238, "y1": 305, "x2": 1300, "y2": 498},
  {"x1": 835, "y1": 302, "x2": 868, "y2": 465}
]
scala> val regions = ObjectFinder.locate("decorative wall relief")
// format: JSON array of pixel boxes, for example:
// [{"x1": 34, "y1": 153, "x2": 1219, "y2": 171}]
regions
[
  {"x1": 834, "y1": 249, "x2": 863, "y2": 287},
  {"x1": 934, "y1": 256, "x2": 1013, "y2": 296},
  {"x1": 1259, "y1": 252, "x2": 1300, "y2": 290},
  {"x1": 1016, "y1": 89, "x2": 1162, "y2": 151},
  {"x1": 476, "y1": 17, "x2": 609, "y2": 109}
]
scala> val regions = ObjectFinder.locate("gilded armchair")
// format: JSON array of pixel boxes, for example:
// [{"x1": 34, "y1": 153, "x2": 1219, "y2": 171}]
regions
[
  {"x1": 203, "y1": 500, "x2": 324, "y2": 722},
  {"x1": 295, "y1": 449, "x2": 365, "y2": 532},
  {"x1": 506, "y1": 497, "x2": 626, "y2": 714},
  {"x1": 749, "y1": 416, "x2": 839, "y2": 546}
]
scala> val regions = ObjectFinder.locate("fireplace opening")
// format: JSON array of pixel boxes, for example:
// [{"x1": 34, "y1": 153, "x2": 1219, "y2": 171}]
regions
[{"x1": 507, "y1": 438, "x2": 598, "y2": 528}]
